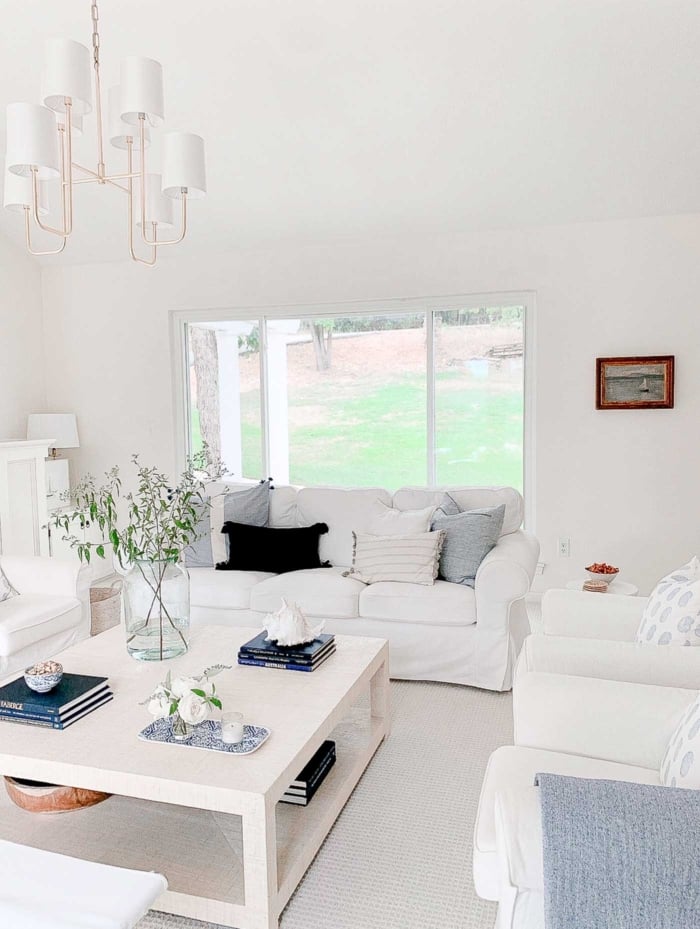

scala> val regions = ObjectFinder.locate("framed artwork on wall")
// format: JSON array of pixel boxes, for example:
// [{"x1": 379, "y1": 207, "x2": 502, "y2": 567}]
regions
[{"x1": 596, "y1": 355, "x2": 675, "y2": 410}]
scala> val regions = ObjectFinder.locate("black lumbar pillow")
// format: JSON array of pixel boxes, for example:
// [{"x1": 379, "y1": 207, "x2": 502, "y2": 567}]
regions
[{"x1": 217, "y1": 521, "x2": 330, "y2": 574}]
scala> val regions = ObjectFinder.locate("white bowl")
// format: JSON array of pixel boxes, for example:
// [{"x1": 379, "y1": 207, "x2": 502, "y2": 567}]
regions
[{"x1": 586, "y1": 569, "x2": 620, "y2": 585}]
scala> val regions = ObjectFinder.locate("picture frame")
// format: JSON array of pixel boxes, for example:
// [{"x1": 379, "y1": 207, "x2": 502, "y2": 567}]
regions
[{"x1": 596, "y1": 355, "x2": 675, "y2": 410}]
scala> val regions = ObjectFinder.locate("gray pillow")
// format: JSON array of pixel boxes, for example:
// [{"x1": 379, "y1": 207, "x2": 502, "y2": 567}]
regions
[
  {"x1": 435, "y1": 492, "x2": 461, "y2": 517},
  {"x1": 431, "y1": 504, "x2": 506, "y2": 587},
  {"x1": 185, "y1": 480, "x2": 271, "y2": 568}
]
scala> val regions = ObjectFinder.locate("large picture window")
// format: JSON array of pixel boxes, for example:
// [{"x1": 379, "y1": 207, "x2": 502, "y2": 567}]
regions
[{"x1": 183, "y1": 299, "x2": 528, "y2": 492}]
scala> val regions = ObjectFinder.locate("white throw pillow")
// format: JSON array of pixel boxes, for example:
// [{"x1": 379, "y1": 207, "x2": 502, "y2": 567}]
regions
[
  {"x1": 660, "y1": 693, "x2": 700, "y2": 789},
  {"x1": 369, "y1": 502, "x2": 436, "y2": 536},
  {"x1": 0, "y1": 564, "x2": 17, "y2": 603},
  {"x1": 345, "y1": 530, "x2": 446, "y2": 586},
  {"x1": 636, "y1": 557, "x2": 700, "y2": 646}
]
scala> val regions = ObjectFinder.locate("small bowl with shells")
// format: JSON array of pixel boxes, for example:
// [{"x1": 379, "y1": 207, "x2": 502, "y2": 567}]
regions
[{"x1": 24, "y1": 660, "x2": 63, "y2": 693}]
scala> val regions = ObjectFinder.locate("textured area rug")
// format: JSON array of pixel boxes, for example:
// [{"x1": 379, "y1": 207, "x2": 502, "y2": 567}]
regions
[{"x1": 138, "y1": 680, "x2": 511, "y2": 929}]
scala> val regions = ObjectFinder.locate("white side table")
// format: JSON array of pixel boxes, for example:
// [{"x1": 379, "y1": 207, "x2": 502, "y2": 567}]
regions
[{"x1": 566, "y1": 579, "x2": 639, "y2": 596}]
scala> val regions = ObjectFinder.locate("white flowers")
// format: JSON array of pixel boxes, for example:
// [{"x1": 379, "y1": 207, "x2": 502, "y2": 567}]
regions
[
  {"x1": 142, "y1": 664, "x2": 230, "y2": 727},
  {"x1": 178, "y1": 691, "x2": 211, "y2": 725}
]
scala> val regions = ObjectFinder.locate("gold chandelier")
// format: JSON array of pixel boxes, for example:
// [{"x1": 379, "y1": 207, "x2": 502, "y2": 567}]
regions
[{"x1": 3, "y1": 1, "x2": 206, "y2": 265}]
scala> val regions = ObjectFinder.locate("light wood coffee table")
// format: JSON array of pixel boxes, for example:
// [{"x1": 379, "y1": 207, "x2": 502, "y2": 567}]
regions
[{"x1": 0, "y1": 625, "x2": 390, "y2": 929}]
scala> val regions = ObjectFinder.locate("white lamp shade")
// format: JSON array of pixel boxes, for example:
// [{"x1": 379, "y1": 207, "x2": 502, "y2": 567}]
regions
[
  {"x1": 136, "y1": 173, "x2": 175, "y2": 229},
  {"x1": 161, "y1": 132, "x2": 206, "y2": 199},
  {"x1": 3, "y1": 165, "x2": 49, "y2": 214},
  {"x1": 42, "y1": 38, "x2": 92, "y2": 115},
  {"x1": 27, "y1": 413, "x2": 80, "y2": 449},
  {"x1": 55, "y1": 109, "x2": 84, "y2": 137},
  {"x1": 5, "y1": 103, "x2": 60, "y2": 179},
  {"x1": 108, "y1": 85, "x2": 150, "y2": 150},
  {"x1": 120, "y1": 57, "x2": 164, "y2": 127}
]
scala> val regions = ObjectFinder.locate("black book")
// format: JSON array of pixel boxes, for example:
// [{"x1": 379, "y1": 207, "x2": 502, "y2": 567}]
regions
[
  {"x1": 289, "y1": 740, "x2": 336, "y2": 789},
  {"x1": 281, "y1": 752, "x2": 337, "y2": 806},
  {"x1": 0, "y1": 673, "x2": 109, "y2": 718},
  {"x1": 285, "y1": 746, "x2": 337, "y2": 796},
  {"x1": 239, "y1": 632, "x2": 335, "y2": 662}
]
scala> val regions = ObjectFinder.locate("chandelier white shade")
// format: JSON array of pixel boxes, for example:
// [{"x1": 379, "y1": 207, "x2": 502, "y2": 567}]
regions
[
  {"x1": 42, "y1": 38, "x2": 92, "y2": 115},
  {"x1": 5, "y1": 103, "x2": 60, "y2": 179},
  {"x1": 2, "y1": 1, "x2": 206, "y2": 265},
  {"x1": 136, "y1": 173, "x2": 174, "y2": 229},
  {"x1": 120, "y1": 57, "x2": 164, "y2": 127},
  {"x1": 162, "y1": 132, "x2": 206, "y2": 199},
  {"x1": 108, "y1": 85, "x2": 150, "y2": 150},
  {"x1": 3, "y1": 167, "x2": 49, "y2": 214}
]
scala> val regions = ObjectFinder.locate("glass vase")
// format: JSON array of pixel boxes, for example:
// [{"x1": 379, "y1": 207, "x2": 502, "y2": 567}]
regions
[
  {"x1": 123, "y1": 559, "x2": 190, "y2": 661},
  {"x1": 170, "y1": 712, "x2": 194, "y2": 742}
]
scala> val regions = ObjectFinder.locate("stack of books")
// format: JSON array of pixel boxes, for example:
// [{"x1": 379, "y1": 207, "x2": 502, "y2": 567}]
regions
[
  {"x1": 238, "y1": 632, "x2": 336, "y2": 672},
  {"x1": 281, "y1": 740, "x2": 336, "y2": 806},
  {"x1": 0, "y1": 673, "x2": 112, "y2": 730}
]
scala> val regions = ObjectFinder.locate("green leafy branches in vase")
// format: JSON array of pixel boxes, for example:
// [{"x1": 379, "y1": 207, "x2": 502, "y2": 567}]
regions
[{"x1": 51, "y1": 447, "x2": 226, "y2": 661}]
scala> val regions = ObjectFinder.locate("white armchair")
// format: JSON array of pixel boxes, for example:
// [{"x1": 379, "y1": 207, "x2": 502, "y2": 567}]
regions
[
  {"x1": 474, "y1": 668, "x2": 697, "y2": 924},
  {"x1": 0, "y1": 556, "x2": 90, "y2": 679}
]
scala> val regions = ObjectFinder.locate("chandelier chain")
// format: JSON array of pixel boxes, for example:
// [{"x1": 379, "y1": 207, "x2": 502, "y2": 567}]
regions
[{"x1": 91, "y1": 0, "x2": 100, "y2": 69}]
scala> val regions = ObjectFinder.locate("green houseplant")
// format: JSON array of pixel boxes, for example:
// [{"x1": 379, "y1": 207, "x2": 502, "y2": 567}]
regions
[{"x1": 52, "y1": 448, "x2": 225, "y2": 661}]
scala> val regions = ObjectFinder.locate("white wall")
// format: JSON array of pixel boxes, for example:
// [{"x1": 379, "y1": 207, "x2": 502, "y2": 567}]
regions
[
  {"x1": 0, "y1": 234, "x2": 45, "y2": 438},
  {"x1": 40, "y1": 213, "x2": 700, "y2": 594}
]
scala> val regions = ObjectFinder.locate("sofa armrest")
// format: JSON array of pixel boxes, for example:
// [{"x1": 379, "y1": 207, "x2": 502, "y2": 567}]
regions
[
  {"x1": 516, "y1": 633, "x2": 700, "y2": 690},
  {"x1": 476, "y1": 530, "x2": 540, "y2": 622},
  {"x1": 513, "y1": 670, "x2": 695, "y2": 770},
  {"x1": 0, "y1": 556, "x2": 91, "y2": 636},
  {"x1": 541, "y1": 588, "x2": 647, "y2": 641},
  {"x1": 472, "y1": 530, "x2": 539, "y2": 690}
]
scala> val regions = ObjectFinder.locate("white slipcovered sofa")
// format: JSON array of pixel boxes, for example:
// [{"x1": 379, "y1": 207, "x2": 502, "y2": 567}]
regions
[
  {"x1": 189, "y1": 484, "x2": 539, "y2": 690},
  {"x1": 0, "y1": 556, "x2": 90, "y2": 679}
]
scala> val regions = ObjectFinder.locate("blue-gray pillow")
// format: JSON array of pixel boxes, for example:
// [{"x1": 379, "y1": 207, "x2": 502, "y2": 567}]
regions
[
  {"x1": 185, "y1": 480, "x2": 271, "y2": 568},
  {"x1": 431, "y1": 503, "x2": 505, "y2": 587}
]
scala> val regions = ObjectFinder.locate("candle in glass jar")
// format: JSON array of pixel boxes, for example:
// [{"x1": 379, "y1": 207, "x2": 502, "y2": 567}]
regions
[{"x1": 221, "y1": 711, "x2": 245, "y2": 744}]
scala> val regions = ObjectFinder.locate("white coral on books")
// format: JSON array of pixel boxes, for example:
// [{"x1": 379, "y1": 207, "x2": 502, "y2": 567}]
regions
[{"x1": 263, "y1": 599, "x2": 325, "y2": 647}]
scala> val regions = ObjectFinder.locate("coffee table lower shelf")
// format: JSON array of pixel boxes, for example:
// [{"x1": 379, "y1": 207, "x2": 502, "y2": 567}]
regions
[{"x1": 0, "y1": 710, "x2": 387, "y2": 928}]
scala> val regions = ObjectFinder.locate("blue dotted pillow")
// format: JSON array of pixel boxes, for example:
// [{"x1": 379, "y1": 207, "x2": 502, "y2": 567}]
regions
[
  {"x1": 636, "y1": 557, "x2": 700, "y2": 646},
  {"x1": 660, "y1": 694, "x2": 700, "y2": 789}
]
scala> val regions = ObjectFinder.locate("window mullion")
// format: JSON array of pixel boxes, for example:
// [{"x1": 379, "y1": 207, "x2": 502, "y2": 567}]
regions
[
  {"x1": 259, "y1": 317, "x2": 271, "y2": 477},
  {"x1": 426, "y1": 311, "x2": 436, "y2": 486}
]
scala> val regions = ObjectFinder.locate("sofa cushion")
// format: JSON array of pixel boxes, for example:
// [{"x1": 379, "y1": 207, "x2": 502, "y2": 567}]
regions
[
  {"x1": 347, "y1": 530, "x2": 445, "y2": 586},
  {"x1": 0, "y1": 595, "x2": 82, "y2": 657},
  {"x1": 393, "y1": 486, "x2": 523, "y2": 535},
  {"x1": 218, "y1": 521, "x2": 329, "y2": 573},
  {"x1": 189, "y1": 568, "x2": 276, "y2": 611},
  {"x1": 660, "y1": 692, "x2": 700, "y2": 789},
  {"x1": 296, "y1": 487, "x2": 392, "y2": 566},
  {"x1": 368, "y1": 501, "x2": 436, "y2": 535},
  {"x1": 473, "y1": 745, "x2": 660, "y2": 901},
  {"x1": 431, "y1": 504, "x2": 506, "y2": 588},
  {"x1": 636, "y1": 556, "x2": 700, "y2": 646},
  {"x1": 359, "y1": 579, "x2": 476, "y2": 627},
  {"x1": 250, "y1": 567, "x2": 366, "y2": 619},
  {"x1": 185, "y1": 481, "x2": 272, "y2": 568}
]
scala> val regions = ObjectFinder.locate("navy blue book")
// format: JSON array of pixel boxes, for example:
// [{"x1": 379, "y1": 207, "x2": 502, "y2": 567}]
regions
[
  {"x1": 0, "y1": 692, "x2": 114, "y2": 729},
  {"x1": 0, "y1": 673, "x2": 109, "y2": 718},
  {"x1": 239, "y1": 633, "x2": 334, "y2": 662},
  {"x1": 238, "y1": 648, "x2": 335, "y2": 673}
]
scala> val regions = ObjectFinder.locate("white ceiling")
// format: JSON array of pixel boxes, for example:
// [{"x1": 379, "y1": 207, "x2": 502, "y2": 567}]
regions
[{"x1": 0, "y1": 0, "x2": 699, "y2": 264}]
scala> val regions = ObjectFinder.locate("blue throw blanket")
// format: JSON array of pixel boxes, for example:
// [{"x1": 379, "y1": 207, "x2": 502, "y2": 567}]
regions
[{"x1": 535, "y1": 773, "x2": 700, "y2": 929}]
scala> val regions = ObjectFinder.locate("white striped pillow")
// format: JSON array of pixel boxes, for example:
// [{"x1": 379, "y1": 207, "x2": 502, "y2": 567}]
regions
[{"x1": 346, "y1": 530, "x2": 446, "y2": 586}]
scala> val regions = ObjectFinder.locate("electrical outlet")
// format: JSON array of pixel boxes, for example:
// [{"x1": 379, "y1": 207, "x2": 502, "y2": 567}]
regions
[{"x1": 558, "y1": 537, "x2": 571, "y2": 558}]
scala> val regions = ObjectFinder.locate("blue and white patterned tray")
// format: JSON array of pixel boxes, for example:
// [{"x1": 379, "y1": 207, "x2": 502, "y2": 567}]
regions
[{"x1": 138, "y1": 718, "x2": 271, "y2": 755}]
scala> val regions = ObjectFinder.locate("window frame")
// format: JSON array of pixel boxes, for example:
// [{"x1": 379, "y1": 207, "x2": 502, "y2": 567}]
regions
[{"x1": 171, "y1": 291, "x2": 536, "y2": 530}]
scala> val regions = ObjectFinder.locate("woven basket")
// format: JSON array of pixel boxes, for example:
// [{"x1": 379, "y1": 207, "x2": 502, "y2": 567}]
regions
[{"x1": 90, "y1": 584, "x2": 122, "y2": 636}]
